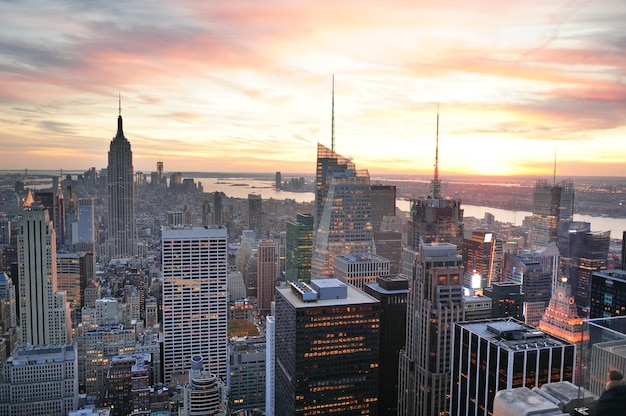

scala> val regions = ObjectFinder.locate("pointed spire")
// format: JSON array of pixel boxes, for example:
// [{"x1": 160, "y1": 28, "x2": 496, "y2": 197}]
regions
[
  {"x1": 331, "y1": 75, "x2": 335, "y2": 152},
  {"x1": 115, "y1": 93, "x2": 125, "y2": 141},
  {"x1": 432, "y1": 104, "x2": 441, "y2": 199}
]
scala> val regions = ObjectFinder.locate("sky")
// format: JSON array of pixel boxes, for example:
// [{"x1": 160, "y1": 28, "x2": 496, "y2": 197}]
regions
[{"x1": 1, "y1": 0, "x2": 625, "y2": 177}]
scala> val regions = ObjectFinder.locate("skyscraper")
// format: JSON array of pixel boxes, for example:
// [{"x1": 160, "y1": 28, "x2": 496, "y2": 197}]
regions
[
  {"x1": 314, "y1": 143, "x2": 355, "y2": 230},
  {"x1": 398, "y1": 242, "x2": 464, "y2": 416},
  {"x1": 590, "y1": 269, "x2": 626, "y2": 318},
  {"x1": 531, "y1": 179, "x2": 574, "y2": 250},
  {"x1": 257, "y1": 240, "x2": 277, "y2": 312},
  {"x1": 161, "y1": 225, "x2": 228, "y2": 382},
  {"x1": 18, "y1": 209, "x2": 71, "y2": 345},
  {"x1": 370, "y1": 184, "x2": 396, "y2": 232},
  {"x1": 311, "y1": 167, "x2": 374, "y2": 279},
  {"x1": 107, "y1": 104, "x2": 136, "y2": 258},
  {"x1": 450, "y1": 319, "x2": 576, "y2": 416},
  {"x1": 285, "y1": 213, "x2": 314, "y2": 282},
  {"x1": 274, "y1": 279, "x2": 379, "y2": 416},
  {"x1": 248, "y1": 194, "x2": 262, "y2": 237}
]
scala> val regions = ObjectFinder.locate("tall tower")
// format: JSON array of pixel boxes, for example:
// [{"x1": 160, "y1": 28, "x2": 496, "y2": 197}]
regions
[
  {"x1": 107, "y1": 101, "x2": 136, "y2": 258},
  {"x1": 274, "y1": 279, "x2": 380, "y2": 416},
  {"x1": 314, "y1": 143, "x2": 355, "y2": 230},
  {"x1": 531, "y1": 179, "x2": 574, "y2": 250},
  {"x1": 161, "y1": 225, "x2": 228, "y2": 382},
  {"x1": 397, "y1": 242, "x2": 464, "y2": 416},
  {"x1": 407, "y1": 112, "x2": 463, "y2": 249},
  {"x1": 285, "y1": 213, "x2": 314, "y2": 283},
  {"x1": 248, "y1": 194, "x2": 263, "y2": 237},
  {"x1": 18, "y1": 210, "x2": 71, "y2": 345},
  {"x1": 257, "y1": 240, "x2": 277, "y2": 312},
  {"x1": 311, "y1": 167, "x2": 374, "y2": 279}
]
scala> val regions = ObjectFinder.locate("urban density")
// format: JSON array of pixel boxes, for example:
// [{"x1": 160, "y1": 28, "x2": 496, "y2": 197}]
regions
[{"x1": 0, "y1": 104, "x2": 625, "y2": 416}]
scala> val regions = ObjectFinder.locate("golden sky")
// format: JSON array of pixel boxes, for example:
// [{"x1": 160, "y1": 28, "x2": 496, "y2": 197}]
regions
[{"x1": 1, "y1": 0, "x2": 625, "y2": 176}]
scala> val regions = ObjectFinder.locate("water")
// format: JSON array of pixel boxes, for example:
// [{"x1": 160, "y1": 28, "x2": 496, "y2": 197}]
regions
[
  {"x1": 397, "y1": 200, "x2": 626, "y2": 239},
  {"x1": 195, "y1": 177, "x2": 315, "y2": 204}
]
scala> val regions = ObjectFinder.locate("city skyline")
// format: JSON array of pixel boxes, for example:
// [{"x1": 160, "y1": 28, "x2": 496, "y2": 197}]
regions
[{"x1": 2, "y1": 1, "x2": 626, "y2": 177}]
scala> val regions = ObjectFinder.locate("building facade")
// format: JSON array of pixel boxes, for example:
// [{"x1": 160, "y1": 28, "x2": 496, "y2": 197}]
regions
[
  {"x1": 257, "y1": 240, "x2": 277, "y2": 312},
  {"x1": 161, "y1": 226, "x2": 228, "y2": 382},
  {"x1": 285, "y1": 213, "x2": 314, "y2": 283},
  {"x1": 333, "y1": 252, "x2": 390, "y2": 291},
  {"x1": 531, "y1": 179, "x2": 574, "y2": 250},
  {"x1": 274, "y1": 279, "x2": 380, "y2": 416}
]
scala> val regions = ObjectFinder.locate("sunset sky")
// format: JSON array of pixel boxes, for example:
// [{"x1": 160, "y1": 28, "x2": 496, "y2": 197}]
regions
[{"x1": 1, "y1": 0, "x2": 625, "y2": 177}]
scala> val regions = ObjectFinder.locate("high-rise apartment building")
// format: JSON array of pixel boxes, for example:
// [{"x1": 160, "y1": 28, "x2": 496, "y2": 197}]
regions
[
  {"x1": 257, "y1": 240, "x2": 277, "y2": 312},
  {"x1": 450, "y1": 319, "x2": 576, "y2": 416},
  {"x1": 274, "y1": 279, "x2": 379, "y2": 416},
  {"x1": 364, "y1": 276, "x2": 408, "y2": 416},
  {"x1": 161, "y1": 225, "x2": 228, "y2": 382},
  {"x1": 285, "y1": 213, "x2": 314, "y2": 282},
  {"x1": 311, "y1": 167, "x2": 374, "y2": 279},
  {"x1": 107, "y1": 107, "x2": 136, "y2": 258},
  {"x1": 18, "y1": 209, "x2": 71, "y2": 345},
  {"x1": 531, "y1": 179, "x2": 574, "y2": 250},
  {"x1": 314, "y1": 143, "x2": 355, "y2": 231},
  {"x1": 398, "y1": 242, "x2": 464, "y2": 416}
]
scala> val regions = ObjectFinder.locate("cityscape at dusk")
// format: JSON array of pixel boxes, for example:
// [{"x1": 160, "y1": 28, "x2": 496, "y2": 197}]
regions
[{"x1": 2, "y1": 1, "x2": 626, "y2": 176}]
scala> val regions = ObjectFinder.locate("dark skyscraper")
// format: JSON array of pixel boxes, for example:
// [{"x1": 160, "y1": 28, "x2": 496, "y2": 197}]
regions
[
  {"x1": 248, "y1": 194, "x2": 262, "y2": 237},
  {"x1": 107, "y1": 104, "x2": 135, "y2": 258},
  {"x1": 531, "y1": 179, "x2": 574, "y2": 250},
  {"x1": 370, "y1": 184, "x2": 396, "y2": 232}
]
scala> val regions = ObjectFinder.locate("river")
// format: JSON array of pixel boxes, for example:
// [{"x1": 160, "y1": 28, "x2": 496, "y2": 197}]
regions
[{"x1": 198, "y1": 178, "x2": 626, "y2": 239}]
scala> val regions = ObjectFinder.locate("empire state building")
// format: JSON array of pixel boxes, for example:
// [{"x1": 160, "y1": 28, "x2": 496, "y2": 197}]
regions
[{"x1": 107, "y1": 105, "x2": 135, "y2": 258}]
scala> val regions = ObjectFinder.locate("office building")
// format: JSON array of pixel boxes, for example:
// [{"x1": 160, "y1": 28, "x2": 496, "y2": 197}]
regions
[
  {"x1": 484, "y1": 282, "x2": 524, "y2": 320},
  {"x1": 531, "y1": 179, "x2": 574, "y2": 250},
  {"x1": 333, "y1": 252, "x2": 389, "y2": 291},
  {"x1": 285, "y1": 213, "x2": 314, "y2": 282},
  {"x1": 364, "y1": 276, "x2": 408, "y2": 416},
  {"x1": 0, "y1": 343, "x2": 78, "y2": 416},
  {"x1": 102, "y1": 353, "x2": 151, "y2": 416},
  {"x1": 274, "y1": 279, "x2": 379, "y2": 416},
  {"x1": 462, "y1": 230, "x2": 497, "y2": 289},
  {"x1": 311, "y1": 167, "x2": 374, "y2": 279},
  {"x1": 314, "y1": 143, "x2": 355, "y2": 231},
  {"x1": 257, "y1": 240, "x2": 277, "y2": 312},
  {"x1": 590, "y1": 269, "x2": 626, "y2": 318},
  {"x1": 107, "y1": 106, "x2": 136, "y2": 258},
  {"x1": 73, "y1": 198, "x2": 96, "y2": 253},
  {"x1": 161, "y1": 225, "x2": 228, "y2": 382},
  {"x1": 18, "y1": 209, "x2": 71, "y2": 345},
  {"x1": 398, "y1": 243, "x2": 464, "y2": 416},
  {"x1": 370, "y1": 184, "x2": 396, "y2": 232},
  {"x1": 463, "y1": 293, "x2": 493, "y2": 321},
  {"x1": 228, "y1": 336, "x2": 266, "y2": 412},
  {"x1": 0, "y1": 272, "x2": 17, "y2": 364},
  {"x1": 265, "y1": 315, "x2": 275, "y2": 416},
  {"x1": 34, "y1": 191, "x2": 65, "y2": 247},
  {"x1": 57, "y1": 252, "x2": 82, "y2": 322},
  {"x1": 181, "y1": 355, "x2": 226, "y2": 416},
  {"x1": 248, "y1": 194, "x2": 262, "y2": 237},
  {"x1": 558, "y1": 221, "x2": 610, "y2": 311},
  {"x1": 450, "y1": 319, "x2": 576, "y2": 416},
  {"x1": 373, "y1": 230, "x2": 402, "y2": 275}
]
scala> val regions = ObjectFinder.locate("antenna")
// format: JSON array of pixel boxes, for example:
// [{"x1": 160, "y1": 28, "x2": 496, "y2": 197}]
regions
[
  {"x1": 432, "y1": 104, "x2": 441, "y2": 199},
  {"x1": 118, "y1": 92, "x2": 121, "y2": 116},
  {"x1": 553, "y1": 147, "x2": 557, "y2": 186},
  {"x1": 331, "y1": 75, "x2": 335, "y2": 152}
]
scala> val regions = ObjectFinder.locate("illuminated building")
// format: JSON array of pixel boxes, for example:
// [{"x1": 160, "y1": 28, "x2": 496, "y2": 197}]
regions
[
  {"x1": 0, "y1": 343, "x2": 78, "y2": 416},
  {"x1": 56, "y1": 252, "x2": 82, "y2": 322},
  {"x1": 314, "y1": 143, "x2": 355, "y2": 231},
  {"x1": 450, "y1": 319, "x2": 576, "y2": 416},
  {"x1": 161, "y1": 226, "x2": 228, "y2": 383},
  {"x1": 107, "y1": 103, "x2": 136, "y2": 259},
  {"x1": 227, "y1": 336, "x2": 266, "y2": 412},
  {"x1": 103, "y1": 353, "x2": 151, "y2": 416},
  {"x1": 257, "y1": 240, "x2": 277, "y2": 312},
  {"x1": 462, "y1": 230, "x2": 497, "y2": 289},
  {"x1": 590, "y1": 269, "x2": 626, "y2": 318},
  {"x1": 285, "y1": 213, "x2": 314, "y2": 282},
  {"x1": 364, "y1": 276, "x2": 408, "y2": 416},
  {"x1": 484, "y1": 282, "x2": 523, "y2": 320},
  {"x1": 311, "y1": 168, "x2": 374, "y2": 279},
  {"x1": 182, "y1": 355, "x2": 226, "y2": 416},
  {"x1": 274, "y1": 279, "x2": 380, "y2": 416},
  {"x1": 333, "y1": 252, "x2": 389, "y2": 291},
  {"x1": 531, "y1": 179, "x2": 574, "y2": 250},
  {"x1": 18, "y1": 209, "x2": 71, "y2": 345},
  {"x1": 558, "y1": 221, "x2": 609, "y2": 312},
  {"x1": 398, "y1": 242, "x2": 464, "y2": 416}
]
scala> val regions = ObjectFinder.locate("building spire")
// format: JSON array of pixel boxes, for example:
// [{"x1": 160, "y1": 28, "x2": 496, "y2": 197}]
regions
[
  {"x1": 432, "y1": 104, "x2": 441, "y2": 199},
  {"x1": 331, "y1": 75, "x2": 335, "y2": 152},
  {"x1": 118, "y1": 91, "x2": 121, "y2": 116},
  {"x1": 115, "y1": 93, "x2": 125, "y2": 140},
  {"x1": 553, "y1": 147, "x2": 557, "y2": 186}
]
